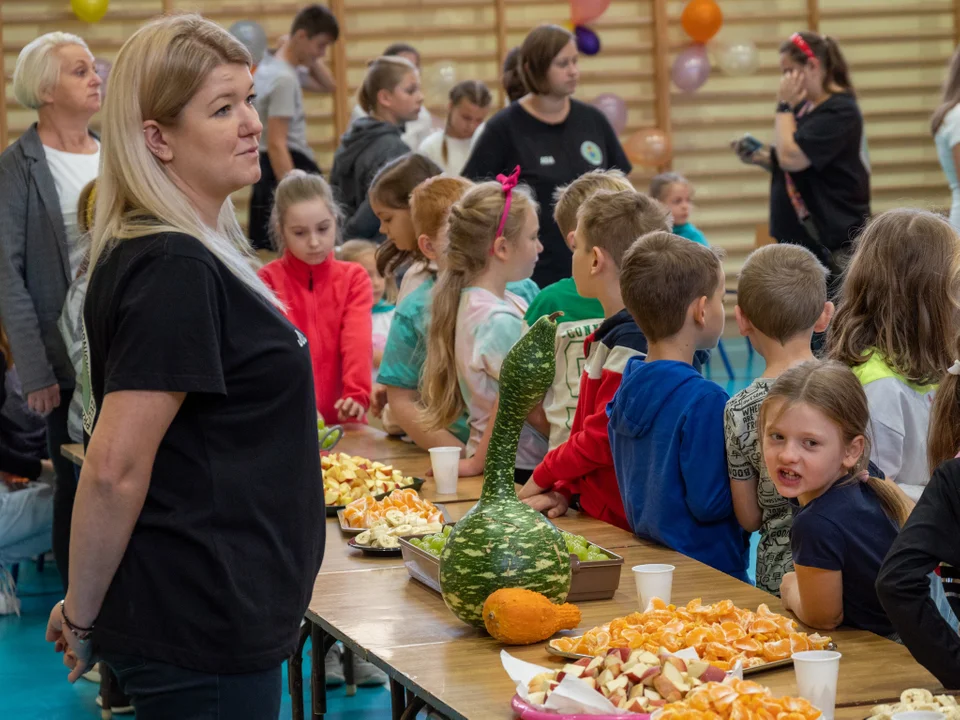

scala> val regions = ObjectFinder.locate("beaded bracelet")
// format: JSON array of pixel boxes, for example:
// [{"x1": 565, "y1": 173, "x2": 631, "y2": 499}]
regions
[{"x1": 60, "y1": 600, "x2": 94, "y2": 643}]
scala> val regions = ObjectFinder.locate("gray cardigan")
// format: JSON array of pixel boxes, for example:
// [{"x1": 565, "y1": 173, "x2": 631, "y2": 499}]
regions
[{"x1": 0, "y1": 124, "x2": 91, "y2": 394}]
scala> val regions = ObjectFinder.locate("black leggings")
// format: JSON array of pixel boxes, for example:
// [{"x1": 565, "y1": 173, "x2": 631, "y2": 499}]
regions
[{"x1": 47, "y1": 388, "x2": 76, "y2": 592}]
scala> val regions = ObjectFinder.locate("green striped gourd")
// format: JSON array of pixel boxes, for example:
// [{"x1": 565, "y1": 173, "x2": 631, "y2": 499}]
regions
[{"x1": 439, "y1": 313, "x2": 571, "y2": 628}]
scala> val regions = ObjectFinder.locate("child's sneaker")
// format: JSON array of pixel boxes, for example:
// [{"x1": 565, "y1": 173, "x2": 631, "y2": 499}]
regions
[
  {"x1": 352, "y1": 655, "x2": 388, "y2": 687},
  {"x1": 325, "y1": 644, "x2": 345, "y2": 687}
]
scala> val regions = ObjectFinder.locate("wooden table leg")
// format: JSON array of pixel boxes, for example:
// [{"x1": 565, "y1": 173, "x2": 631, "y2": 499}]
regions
[
  {"x1": 99, "y1": 667, "x2": 113, "y2": 720},
  {"x1": 311, "y1": 624, "x2": 337, "y2": 720},
  {"x1": 342, "y1": 647, "x2": 356, "y2": 697},
  {"x1": 289, "y1": 623, "x2": 311, "y2": 720},
  {"x1": 400, "y1": 697, "x2": 426, "y2": 720},
  {"x1": 390, "y1": 679, "x2": 406, "y2": 720}
]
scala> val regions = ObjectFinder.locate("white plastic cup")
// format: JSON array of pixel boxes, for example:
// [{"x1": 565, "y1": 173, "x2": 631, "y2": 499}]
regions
[
  {"x1": 632, "y1": 564, "x2": 675, "y2": 610},
  {"x1": 793, "y1": 650, "x2": 842, "y2": 720},
  {"x1": 429, "y1": 447, "x2": 461, "y2": 495}
]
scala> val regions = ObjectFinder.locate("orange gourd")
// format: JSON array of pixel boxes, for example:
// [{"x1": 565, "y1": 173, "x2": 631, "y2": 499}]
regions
[{"x1": 482, "y1": 588, "x2": 581, "y2": 645}]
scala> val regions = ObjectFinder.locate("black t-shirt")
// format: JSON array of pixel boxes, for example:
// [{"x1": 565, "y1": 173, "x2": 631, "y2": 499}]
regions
[
  {"x1": 463, "y1": 99, "x2": 632, "y2": 288},
  {"x1": 83, "y1": 232, "x2": 324, "y2": 674},
  {"x1": 770, "y1": 92, "x2": 870, "y2": 254},
  {"x1": 791, "y1": 479, "x2": 897, "y2": 637}
]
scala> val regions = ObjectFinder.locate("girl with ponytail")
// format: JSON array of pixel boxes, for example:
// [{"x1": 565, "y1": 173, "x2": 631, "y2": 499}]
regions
[
  {"x1": 420, "y1": 168, "x2": 547, "y2": 481},
  {"x1": 420, "y1": 80, "x2": 492, "y2": 176},
  {"x1": 760, "y1": 360, "x2": 914, "y2": 633},
  {"x1": 733, "y1": 31, "x2": 869, "y2": 287}
]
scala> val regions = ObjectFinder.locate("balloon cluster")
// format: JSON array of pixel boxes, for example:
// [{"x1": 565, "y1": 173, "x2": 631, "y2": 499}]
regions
[
  {"x1": 569, "y1": 0, "x2": 609, "y2": 57},
  {"x1": 674, "y1": 0, "x2": 759, "y2": 93}
]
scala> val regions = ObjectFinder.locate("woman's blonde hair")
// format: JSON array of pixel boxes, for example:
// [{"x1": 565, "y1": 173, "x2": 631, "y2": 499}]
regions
[
  {"x1": 420, "y1": 181, "x2": 538, "y2": 430},
  {"x1": 760, "y1": 360, "x2": 911, "y2": 527},
  {"x1": 929, "y1": 337, "x2": 960, "y2": 472},
  {"x1": 933, "y1": 47, "x2": 960, "y2": 135},
  {"x1": 89, "y1": 14, "x2": 277, "y2": 306},
  {"x1": 827, "y1": 208, "x2": 960, "y2": 386},
  {"x1": 13, "y1": 31, "x2": 90, "y2": 110},
  {"x1": 268, "y1": 170, "x2": 341, "y2": 252},
  {"x1": 358, "y1": 56, "x2": 417, "y2": 115}
]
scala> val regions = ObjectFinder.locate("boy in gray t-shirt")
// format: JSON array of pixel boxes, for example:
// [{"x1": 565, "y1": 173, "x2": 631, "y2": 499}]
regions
[
  {"x1": 723, "y1": 244, "x2": 832, "y2": 595},
  {"x1": 248, "y1": 5, "x2": 338, "y2": 250}
]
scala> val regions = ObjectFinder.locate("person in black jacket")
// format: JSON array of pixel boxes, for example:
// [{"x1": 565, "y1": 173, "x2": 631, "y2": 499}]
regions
[
  {"x1": 330, "y1": 56, "x2": 424, "y2": 239},
  {"x1": 877, "y1": 459, "x2": 960, "y2": 688},
  {"x1": 463, "y1": 24, "x2": 631, "y2": 288}
]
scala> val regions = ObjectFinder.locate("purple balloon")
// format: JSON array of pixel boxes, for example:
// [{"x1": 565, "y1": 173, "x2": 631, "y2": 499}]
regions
[
  {"x1": 672, "y1": 44, "x2": 710, "y2": 93},
  {"x1": 575, "y1": 26, "x2": 601, "y2": 56},
  {"x1": 592, "y1": 93, "x2": 627, "y2": 135}
]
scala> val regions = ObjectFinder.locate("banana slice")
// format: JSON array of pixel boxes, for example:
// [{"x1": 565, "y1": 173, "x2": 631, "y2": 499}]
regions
[
  {"x1": 902, "y1": 690, "x2": 935, "y2": 706},
  {"x1": 355, "y1": 530, "x2": 372, "y2": 546}
]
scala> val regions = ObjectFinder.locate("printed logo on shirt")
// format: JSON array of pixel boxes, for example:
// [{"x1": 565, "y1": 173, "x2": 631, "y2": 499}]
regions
[
  {"x1": 295, "y1": 329, "x2": 308, "y2": 348},
  {"x1": 580, "y1": 141, "x2": 603, "y2": 166},
  {"x1": 540, "y1": 156, "x2": 556, "y2": 166}
]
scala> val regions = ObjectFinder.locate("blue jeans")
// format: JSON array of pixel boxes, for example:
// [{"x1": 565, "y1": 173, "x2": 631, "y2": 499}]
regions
[{"x1": 103, "y1": 653, "x2": 282, "y2": 720}]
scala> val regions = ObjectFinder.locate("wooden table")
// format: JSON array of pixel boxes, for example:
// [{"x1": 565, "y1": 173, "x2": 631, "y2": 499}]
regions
[{"x1": 302, "y1": 525, "x2": 940, "y2": 720}]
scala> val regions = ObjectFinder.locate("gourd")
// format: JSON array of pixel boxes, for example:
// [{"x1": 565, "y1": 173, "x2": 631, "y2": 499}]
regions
[
  {"x1": 482, "y1": 588, "x2": 581, "y2": 645},
  {"x1": 438, "y1": 313, "x2": 572, "y2": 627}
]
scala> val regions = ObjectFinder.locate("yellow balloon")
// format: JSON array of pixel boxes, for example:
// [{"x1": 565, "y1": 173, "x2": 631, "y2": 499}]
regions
[{"x1": 71, "y1": 0, "x2": 109, "y2": 24}]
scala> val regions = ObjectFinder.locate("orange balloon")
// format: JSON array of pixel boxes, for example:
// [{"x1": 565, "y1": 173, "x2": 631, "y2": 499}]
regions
[
  {"x1": 681, "y1": 0, "x2": 723, "y2": 44},
  {"x1": 624, "y1": 128, "x2": 672, "y2": 168}
]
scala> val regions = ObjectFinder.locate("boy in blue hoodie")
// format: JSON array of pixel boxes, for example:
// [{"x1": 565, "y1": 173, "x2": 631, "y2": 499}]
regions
[{"x1": 608, "y1": 231, "x2": 749, "y2": 581}]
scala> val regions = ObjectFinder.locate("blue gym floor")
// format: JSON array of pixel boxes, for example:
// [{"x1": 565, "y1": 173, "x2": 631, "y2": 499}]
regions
[{"x1": 1, "y1": 340, "x2": 760, "y2": 718}]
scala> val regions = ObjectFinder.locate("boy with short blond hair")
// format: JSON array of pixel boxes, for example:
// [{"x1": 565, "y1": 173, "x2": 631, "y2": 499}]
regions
[
  {"x1": 608, "y1": 231, "x2": 749, "y2": 580},
  {"x1": 524, "y1": 169, "x2": 633, "y2": 450},
  {"x1": 520, "y1": 189, "x2": 673, "y2": 531},
  {"x1": 724, "y1": 243, "x2": 832, "y2": 593}
]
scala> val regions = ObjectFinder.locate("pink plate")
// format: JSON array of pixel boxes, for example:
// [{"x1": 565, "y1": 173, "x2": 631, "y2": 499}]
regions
[{"x1": 511, "y1": 694, "x2": 650, "y2": 720}]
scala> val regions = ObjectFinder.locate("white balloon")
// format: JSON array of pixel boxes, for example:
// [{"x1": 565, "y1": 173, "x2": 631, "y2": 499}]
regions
[{"x1": 717, "y1": 40, "x2": 759, "y2": 77}]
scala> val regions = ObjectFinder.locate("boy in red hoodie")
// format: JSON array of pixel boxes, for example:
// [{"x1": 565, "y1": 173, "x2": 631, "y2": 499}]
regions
[
  {"x1": 518, "y1": 189, "x2": 671, "y2": 530},
  {"x1": 259, "y1": 171, "x2": 373, "y2": 423}
]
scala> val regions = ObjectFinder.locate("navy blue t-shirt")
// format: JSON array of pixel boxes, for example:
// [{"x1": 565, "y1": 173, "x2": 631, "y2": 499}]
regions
[{"x1": 791, "y1": 479, "x2": 897, "y2": 636}]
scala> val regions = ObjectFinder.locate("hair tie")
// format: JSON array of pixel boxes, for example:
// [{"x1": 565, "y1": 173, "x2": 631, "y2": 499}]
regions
[
  {"x1": 948, "y1": 360, "x2": 960, "y2": 376},
  {"x1": 790, "y1": 32, "x2": 816, "y2": 61},
  {"x1": 492, "y1": 165, "x2": 521, "y2": 251}
]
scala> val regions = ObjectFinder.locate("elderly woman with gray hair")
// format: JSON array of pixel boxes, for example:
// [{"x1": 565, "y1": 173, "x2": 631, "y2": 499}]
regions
[{"x1": 0, "y1": 32, "x2": 102, "y2": 592}]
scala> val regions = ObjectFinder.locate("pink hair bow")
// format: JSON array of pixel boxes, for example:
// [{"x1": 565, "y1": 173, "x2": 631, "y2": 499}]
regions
[{"x1": 494, "y1": 165, "x2": 522, "y2": 240}]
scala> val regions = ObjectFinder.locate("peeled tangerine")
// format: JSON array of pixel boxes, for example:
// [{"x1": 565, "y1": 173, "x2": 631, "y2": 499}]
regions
[{"x1": 482, "y1": 588, "x2": 581, "y2": 645}]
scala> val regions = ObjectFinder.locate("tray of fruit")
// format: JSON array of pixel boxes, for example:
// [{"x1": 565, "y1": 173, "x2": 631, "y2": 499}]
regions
[
  {"x1": 546, "y1": 598, "x2": 834, "y2": 674},
  {"x1": 657, "y1": 676, "x2": 822, "y2": 720},
  {"x1": 338, "y1": 488, "x2": 449, "y2": 535},
  {"x1": 347, "y1": 527, "x2": 439, "y2": 555},
  {"x1": 867, "y1": 690, "x2": 960, "y2": 720},
  {"x1": 323, "y1": 452, "x2": 422, "y2": 515},
  {"x1": 399, "y1": 529, "x2": 623, "y2": 602},
  {"x1": 526, "y1": 648, "x2": 729, "y2": 714},
  {"x1": 511, "y1": 693, "x2": 651, "y2": 719}
]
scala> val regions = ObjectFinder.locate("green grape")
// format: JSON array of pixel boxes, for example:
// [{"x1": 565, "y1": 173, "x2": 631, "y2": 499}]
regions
[
  {"x1": 575, "y1": 548, "x2": 589, "y2": 561},
  {"x1": 443, "y1": 525, "x2": 452, "y2": 536}
]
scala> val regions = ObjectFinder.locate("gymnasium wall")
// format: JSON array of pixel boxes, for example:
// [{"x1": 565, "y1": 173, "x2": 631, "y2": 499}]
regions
[{"x1": 1, "y1": 0, "x2": 955, "y2": 272}]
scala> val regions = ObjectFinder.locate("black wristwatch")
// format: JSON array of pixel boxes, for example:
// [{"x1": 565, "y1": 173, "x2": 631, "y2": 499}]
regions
[{"x1": 776, "y1": 101, "x2": 792, "y2": 114}]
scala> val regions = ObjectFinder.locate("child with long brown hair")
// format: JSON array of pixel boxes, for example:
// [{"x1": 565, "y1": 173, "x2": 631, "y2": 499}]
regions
[
  {"x1": 761, "y1": 360, "x2": 912, "y2": 633},
  {"x1": 420, "y1": 169, "x2": 547, "y2": 480},
  {"x1": 828, "y1": 208, "x2": 960, "y2": 500},
  {"x1": 420, "y1": 80, "x2": 492, "y2": 176}
]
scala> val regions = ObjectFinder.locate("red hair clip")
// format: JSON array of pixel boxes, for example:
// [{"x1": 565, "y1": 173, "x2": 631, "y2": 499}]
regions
[
  {"x1": 491, "y1": 165, "x2": 521, "y2": 253},
  {"x1": 790, "y1": 32, "x2": 816, "y2": 61}
]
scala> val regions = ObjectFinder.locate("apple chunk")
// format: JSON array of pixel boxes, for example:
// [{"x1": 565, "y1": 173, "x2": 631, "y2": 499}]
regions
[
  {"x1": 527, "y1": 691, "x2": 546, "y2": 706},
  {"x1": 624, "y1": 662, "x2": 653, "y2": 684},
  {"x1": 561, "y1": 663, "x2": 587, "y2": 679},
  {"x1": 661, "y1": 661, "x2": 691, "y2": 692},
  {"x1": 653, "y1": 674, "x2": 683, "y2": 703}
]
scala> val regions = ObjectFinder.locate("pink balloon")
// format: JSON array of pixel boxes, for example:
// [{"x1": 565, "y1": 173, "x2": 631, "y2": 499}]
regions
[
  {"x1": 672, "y1": 44, "x2": 710, "y2": 93},
  {"x1": 571, "y1": 0, "x2": 611, "y2": 26},
  {"x1": 592, "y1": 93, "x2": 627, "y2": 135}
]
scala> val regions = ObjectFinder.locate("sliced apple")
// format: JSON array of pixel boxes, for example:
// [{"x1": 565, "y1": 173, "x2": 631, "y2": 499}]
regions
[
  {"x1": 635, "y1": 650, "x2": 661, "y2": 666},
  {"x1": 573, "y1": 657, "x2": 592, "y2": 668},
  {"x1": 648, "y1": 699, "x2": 667, "y2": 707},
  {"x1": 605, "y1": 674, "x2": 630, "y2": 694},
  {"x1": 597, "y1": 669, "x2": 616, "y2": 687},
  {"x1": 561, "y1": 663, "x2": 587, "y2": 679},
  {"x1": 622, "y1": 658, "x2": 638, "y2": 673},
  {"x1": 604, "y1": 653, "x2": 624, "y2": 670},
  {"x1": 701, "y1": 665, "x2": 727, "y2": 683},
  {"x1": 629, "y1": 684, "x2": 647, "y2": 701},
  {"x1": 609, "y1": 689, "x2": 628, "y2": 708},
  {"x1": 527, "y1": 691, "x2": 546, "y2": 706},
  {"x1": 653, "y1": 674, "x2": 683, "y2": 703},
  {"x1": 687, "y1": 660, "x2": 711, "y2": 680},
  {"x1": 586, "y1": 656, "x2": 605, "y2": 673},
  {"x1": 665, "y1": 655, "x2": 688, "y2": 674},
  {"x1": 661, "y1": 661, "x2": 691, "y2": 692},
  {"x1": 644, "y1": 688, "x2": 662, "y2": 701},
  {"x1": 556, "y1": 672, "x2": 566, "y2": 683},
  {"x1": 624, "y1": 662, "x2": 653, "y2": 685},
  {"x1": 615, "y1": 647, "x2": 632, "y2": 662},
  {"x1": 640, "y1": 666, "x2": 662, "y2": 686},
  {"x1": 580, "y1": 677, "x2": 598, "y2": 691},
  {"x1": 529, "y1": 672, "x2": 552, "y2": 693}
]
